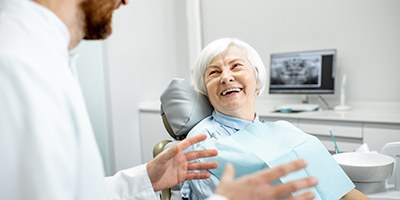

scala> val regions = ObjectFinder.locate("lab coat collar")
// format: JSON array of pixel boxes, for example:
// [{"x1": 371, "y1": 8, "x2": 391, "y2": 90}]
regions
[
  {"x1": 68, "y1": 50, "x2": 80, "y2": 77},
  {"x1": 1, "y1": 0, "x2": 70, "y2": 56}
]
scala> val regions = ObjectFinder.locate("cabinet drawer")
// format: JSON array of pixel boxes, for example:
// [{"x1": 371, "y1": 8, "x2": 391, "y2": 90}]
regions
[
  {"x1": 315, "y1": 134, "x2": 363, "y2": 153},
  {"x1": 298, "y1": 120, "x2": 363, "y2": 138},
  {"x1": 363, "y1": 123, "x2": 400, "y2": 151}
]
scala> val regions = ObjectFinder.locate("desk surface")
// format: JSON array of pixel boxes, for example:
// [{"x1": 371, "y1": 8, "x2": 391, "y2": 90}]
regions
[
  {"x1": 139, "y1": 100, "x2": 400, "y2": 125},
  {"x1": 256, "y1": 101, "x2": 400, "y2": 125}
]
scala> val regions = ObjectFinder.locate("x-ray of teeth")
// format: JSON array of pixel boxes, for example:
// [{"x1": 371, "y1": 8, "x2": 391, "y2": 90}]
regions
[{"x1": 270, "y1": 55, "x2": 322, "y2": 87}]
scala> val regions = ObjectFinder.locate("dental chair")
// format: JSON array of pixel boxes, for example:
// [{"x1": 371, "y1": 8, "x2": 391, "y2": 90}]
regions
[{"x1": 153, "y1": 78, "x2": 213, "y2": 200}]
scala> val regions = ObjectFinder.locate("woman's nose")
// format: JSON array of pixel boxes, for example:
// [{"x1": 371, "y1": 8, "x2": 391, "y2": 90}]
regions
[{"x1": 220, "y1": 70, "x2": 235, "y2": 84}]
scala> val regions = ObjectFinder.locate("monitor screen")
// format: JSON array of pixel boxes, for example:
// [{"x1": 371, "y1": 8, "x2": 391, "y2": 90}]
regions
[{"x1": 269, "y1": 49, "x2": 336, "y2": 94}]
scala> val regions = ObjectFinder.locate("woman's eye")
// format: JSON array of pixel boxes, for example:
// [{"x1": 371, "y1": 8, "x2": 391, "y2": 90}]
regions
[
  {"x1": 232, "y1": 63, "x2": 242, "y2": 69},
  {"x1": 208, "y1": 70, "x2": 218, "y2": 76}
]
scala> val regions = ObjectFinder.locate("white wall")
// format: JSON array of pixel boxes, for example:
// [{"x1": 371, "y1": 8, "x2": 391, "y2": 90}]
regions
[
  {"x1": 105, "y1": 0, "x2": 189, "y2": 170},
  {"x1": 200, "y1": 0, "x2": 400, "y2": 104},
  {"x1": 75, "y1": 41, "x2": 114, "y2": 175}
]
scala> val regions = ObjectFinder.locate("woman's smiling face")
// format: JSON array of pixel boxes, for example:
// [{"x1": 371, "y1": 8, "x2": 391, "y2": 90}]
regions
[{"x1": 204, "y1": 45, "x2": 259, "y2": 120}]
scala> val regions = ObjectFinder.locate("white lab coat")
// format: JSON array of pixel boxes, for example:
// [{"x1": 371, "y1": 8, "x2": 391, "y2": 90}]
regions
[
  {"x1": 0, "y1": 0, "x2": 158, "y2": 199},
  {"x1": 0, "y1": 1, "x2": 226, "y2": 200}
]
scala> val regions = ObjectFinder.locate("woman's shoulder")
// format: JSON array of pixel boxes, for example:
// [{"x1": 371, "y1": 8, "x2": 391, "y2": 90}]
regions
[
  {"x1": 183, "y1": 116, "x2": 214, "y2": 151},
  {"x1": 186, "y1": 115, "x2": 214, "y2": 138}
]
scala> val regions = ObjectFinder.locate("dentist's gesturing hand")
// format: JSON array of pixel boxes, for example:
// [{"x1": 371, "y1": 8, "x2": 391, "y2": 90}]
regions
[
  {"x1": 215, "y1": 159, "x2": 317, "y2": 200},
  {"x1": 147, "y1": 134, "x2": 218, "y2": 191}
]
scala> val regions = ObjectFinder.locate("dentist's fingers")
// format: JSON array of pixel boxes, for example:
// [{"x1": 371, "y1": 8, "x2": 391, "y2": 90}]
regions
[
  {"x1": 272, "y1": 178, "x2": 317, "y2": 198},
  {"x1": 257, "y1": 159, "x2": 309, "y2": 183},
  {"x1": 214, "y1": 161, "x2": 316, "y2": 200},
  {"x1": 220, "y1": 163, "x2": 236, "y2": 182},
  {"x1": 161, "y1": 134, "x2": 209, "y2": 160},
  {"x1": 187, "y1": 161, "x2": 218, "y2": 171},
  {"x1": 185, "y1": 172, "x2": 212, "y2": 180},
  {"x1": 177, "y1": 134, "x2": 208, "y2": 151},
  {"x1": 185, "y1": 149, "x2": 218, "y2": 161}
]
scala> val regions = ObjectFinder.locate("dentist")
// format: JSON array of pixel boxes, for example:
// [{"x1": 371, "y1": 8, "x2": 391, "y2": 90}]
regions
[{"x1": 0, "y1": 0, "x2": 316, "y2": 199}]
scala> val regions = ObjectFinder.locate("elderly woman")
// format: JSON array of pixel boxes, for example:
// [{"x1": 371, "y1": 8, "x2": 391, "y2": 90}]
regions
[{"x1": 180, "y1": 38, "x2": 367, "y2": 200}]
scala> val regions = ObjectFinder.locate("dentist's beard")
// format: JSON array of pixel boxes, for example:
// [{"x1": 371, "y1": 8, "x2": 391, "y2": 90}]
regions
[{"x1": 81, "y1": 0, "x2": 116, "y2": 40}]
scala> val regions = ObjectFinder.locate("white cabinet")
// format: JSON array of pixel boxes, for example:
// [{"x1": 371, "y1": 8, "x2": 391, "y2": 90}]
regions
[
  {"x1": 261, "y1": 117, "x2": 364, "y2": 153},
  {"x1": 298, "y1": 120, "x2": 362, "y2": 138},
  {"x1": 298, "y1": 120, "x2": 363, "y2": 152},
  {"x1": 363, "y1": 123, "x2": 400, "y2": 152}
]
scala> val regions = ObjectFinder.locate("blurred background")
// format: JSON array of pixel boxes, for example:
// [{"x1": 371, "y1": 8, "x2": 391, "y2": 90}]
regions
[{"x1": 74, "y1": 0, "x2": 400, "y2": 175}]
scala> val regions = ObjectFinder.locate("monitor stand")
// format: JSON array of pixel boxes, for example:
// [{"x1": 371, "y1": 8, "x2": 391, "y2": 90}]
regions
[
  {"x1": 301, "y1": 94, "x2": 310, "y2": 104},
  {"x1": 275, "y1": 95, "x2": 320, "y2": 112}
]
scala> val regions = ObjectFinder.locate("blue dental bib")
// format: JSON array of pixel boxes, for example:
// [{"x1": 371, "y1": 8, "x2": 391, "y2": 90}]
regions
[{"x1": 198, "y1": 120, "x2": 354, "y2": 200}]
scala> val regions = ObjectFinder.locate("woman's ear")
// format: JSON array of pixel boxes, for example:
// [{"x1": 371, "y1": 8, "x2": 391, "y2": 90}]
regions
[
  {"x1": 255, "y1": 80, "x2": 260, "y2": 96},
  {"x1": 253, "y1": 67, "x2": 261, "y2": 96}
]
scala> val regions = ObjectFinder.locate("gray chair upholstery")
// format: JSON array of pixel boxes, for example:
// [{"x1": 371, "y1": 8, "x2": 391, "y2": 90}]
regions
[
  {"x1": 153, "y1": 78, "x2": 213, "y2": 200},
  {"x1": 160, "y1": 78, "x2": 213, "y2": 140}
]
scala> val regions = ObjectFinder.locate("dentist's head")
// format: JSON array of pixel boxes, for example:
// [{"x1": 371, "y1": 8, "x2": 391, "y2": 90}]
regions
[
  {"x1": 32, "y1": 0, "x2": 128, "y2": 49},
  {"x1": 81, "y1": 0, "x2": 128, "y2": 40}
]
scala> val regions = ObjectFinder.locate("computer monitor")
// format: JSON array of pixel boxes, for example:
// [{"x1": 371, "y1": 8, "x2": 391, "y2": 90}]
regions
[{"x1": 269, "y1": 49, "x2": 336, "y2": 95}]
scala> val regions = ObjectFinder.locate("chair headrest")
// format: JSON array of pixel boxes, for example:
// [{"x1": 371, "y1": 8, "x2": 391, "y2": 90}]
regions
[{"x1": 160, "y1": 78, "x2": 213, "y2": 140}]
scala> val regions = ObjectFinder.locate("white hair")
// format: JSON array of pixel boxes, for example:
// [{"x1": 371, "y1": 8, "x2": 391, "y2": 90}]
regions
[{"x1": 191, "y1": 38, "x2": 266, "y2": 96}]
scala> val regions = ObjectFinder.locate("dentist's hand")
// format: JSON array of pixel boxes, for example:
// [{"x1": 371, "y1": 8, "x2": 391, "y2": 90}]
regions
[
  {"x1": 147, "y1": 134, "x2": 218, "y2": 191},
  {"x1": 215, "y1": 159, "x2": 317, "y2": 200}
]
